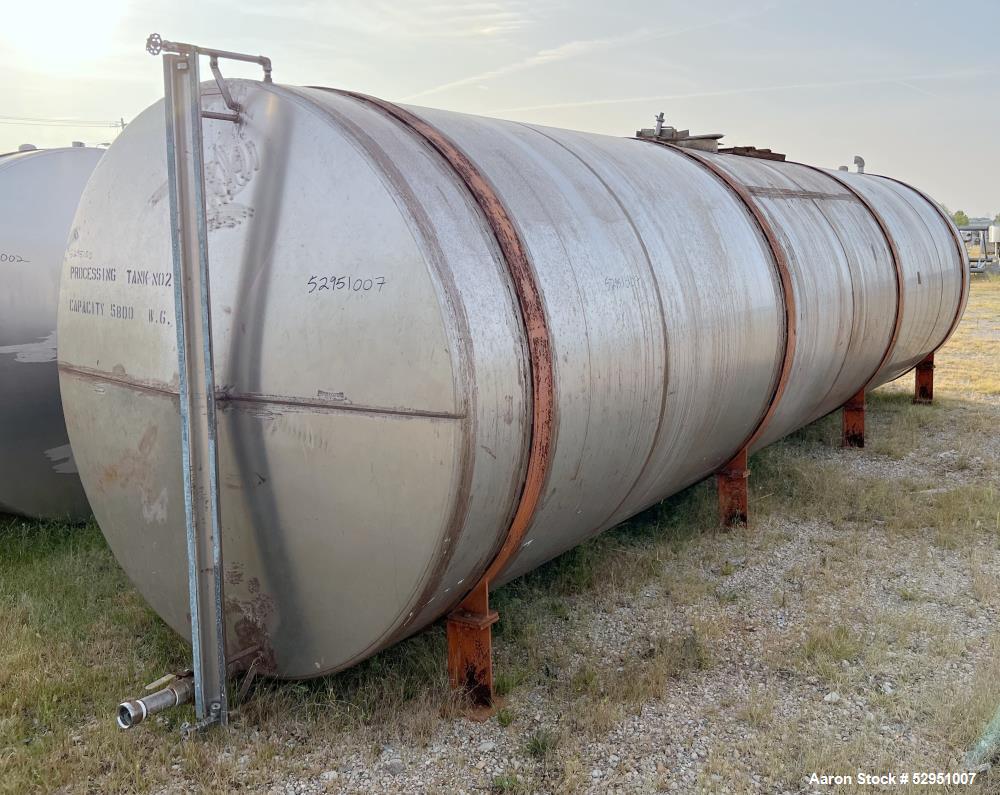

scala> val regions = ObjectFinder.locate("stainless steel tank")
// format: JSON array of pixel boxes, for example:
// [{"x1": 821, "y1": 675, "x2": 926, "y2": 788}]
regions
[
  {"x1": 1, "y1": 146, "x2": 102, "y2": 520},
  {"x1": 57, "y1": 82, "x2": 967, "y2": 678}
]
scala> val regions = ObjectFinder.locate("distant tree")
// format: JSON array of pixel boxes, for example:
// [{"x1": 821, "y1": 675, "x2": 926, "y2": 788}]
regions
[
  {"x1": 994, "y1": 211, "x2": 1000, "y2": 225},
  {"x1": 952, "y1": 209, "x2": 970, "y2": 227}
]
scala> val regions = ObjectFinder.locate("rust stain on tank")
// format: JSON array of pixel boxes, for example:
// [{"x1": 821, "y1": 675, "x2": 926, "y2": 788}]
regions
[
  {"x1": 502, "y1": 394, "x2": 514, "y2": 425},
  {"x1": 225, "y1": 562, "x2": 245, "y2": 586},
  {"x1": 97, "y1": 423, "x2": 158, "y2": 493},
  {"x1": 225, "y1": 575, "x2": 278, "y2": 674}
]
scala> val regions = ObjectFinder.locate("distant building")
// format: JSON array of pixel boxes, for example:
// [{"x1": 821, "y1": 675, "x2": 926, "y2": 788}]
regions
[{"x1": 960, "y1": 218, "x2": 994, "y2": 272}]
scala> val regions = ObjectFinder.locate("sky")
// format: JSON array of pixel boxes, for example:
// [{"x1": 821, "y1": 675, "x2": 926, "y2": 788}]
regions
[{"x1": 2, "y1": 0, "x2": 997, "y2": 217}]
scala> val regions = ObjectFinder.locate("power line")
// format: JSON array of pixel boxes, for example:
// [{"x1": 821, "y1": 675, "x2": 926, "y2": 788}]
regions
[{"x1": 0, "y1": 121, "x2": 118, "y2": 128}]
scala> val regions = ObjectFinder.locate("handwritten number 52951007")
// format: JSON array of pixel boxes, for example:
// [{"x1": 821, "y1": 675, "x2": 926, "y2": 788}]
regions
[{"x1": 307, "y1": 276, "x2": 386, "y2": 294}]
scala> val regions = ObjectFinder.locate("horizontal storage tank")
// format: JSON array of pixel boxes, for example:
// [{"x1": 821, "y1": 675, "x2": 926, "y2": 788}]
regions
[
  {"x1": 58, "y1": 81, "x2": 966, "y2": 678},
  {"x1": 1, "y1": 145, "x2": 102, "y2": 521}
]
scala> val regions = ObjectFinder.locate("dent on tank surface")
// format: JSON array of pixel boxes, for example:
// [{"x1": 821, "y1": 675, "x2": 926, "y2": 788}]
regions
[
  {"x1": 0, "y1": 145, "x2": 102, "y2": 521},
  {"x1": 57, "y1": 75, "x2": 966, "y2": 685}
]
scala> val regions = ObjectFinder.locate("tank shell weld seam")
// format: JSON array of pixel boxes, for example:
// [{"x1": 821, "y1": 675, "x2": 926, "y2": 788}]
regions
[
  {"x1": 745, "y1": 185, "x2": 860, "y2": 202},
  {"x1": 516, "y1": 123, "x2": 670, "y2": 540},
  {"x1": 219, "y1": 391, "x2": 466, "y2": 421},
  {"x1": 58, "y1": 362, "x2": 179, "y2": 396},
  {"x1": 58, "y1": 363, "x2": 464, "y2": 420}
]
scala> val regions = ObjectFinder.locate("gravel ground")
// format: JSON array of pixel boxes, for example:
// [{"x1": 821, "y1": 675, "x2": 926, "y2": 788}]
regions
[
  {"x1": 188, "y1": 508, "x2": 997, "y2": 795},
  {"x1": 147, "y1": 296, "x2": 1000, "y2": 795},
  {"x1": 9, "y1": 289, "x2": 997, "y2": 795}
]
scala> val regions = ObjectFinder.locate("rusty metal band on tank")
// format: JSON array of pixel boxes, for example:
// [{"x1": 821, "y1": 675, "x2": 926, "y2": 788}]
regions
[
  {"x1": 791, "y1": 162, "x2": 907, "y2": 450},
  {"x1": 872, "y1": 174, "x2": 968, "y2": 406},
  {"x1": 56, "y1": 77, "x2": 968, "y2": 681},
  {"x1": 635, "y1": 140, "x2": 798, "y2": 526},
  {"x1": 312, "y1": 89, "x2": 559, "y2": 697},
  {"x1": 643, "y1": 141, "x2": 798, "y2": 454},
  {"x1": 802, "y1": 164, "x2": 906, "y2": 394},
  {"x1": 873, "y1": 173, "x2": 970, "y2": 353},
  {"x1": 324, "y1": 88, "x2": 556, "y2": 620}
]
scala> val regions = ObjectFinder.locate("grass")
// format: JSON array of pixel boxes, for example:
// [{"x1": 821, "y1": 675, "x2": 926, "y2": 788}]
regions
[
  {"x1": 801, "y1": 624, "x2": 862, "y2": 669},
  {"x1": 523, "y1": 728, "x2": 559, "y2": 760},
  {"x1": 737, "y1": 687, "x2": 778, "y2": 728},
  {"x1": 0, "y1": 518, "x2": 191, "y2": 793},
  {"x1": 2, "y1": 274, "x2": 999, "y2": 793},
  {"x1": 490, "y1": 772, "x2": 533, "y2": 794},
  {"x1": 933, "y1": 272, "x2": 1000, "y2": 397},
  {"x1": 553, "y1": 625, "x2": 715, "y2": 739},
  {"x1": 0, "y1": 468, "x2": 719, "y2": 791}
]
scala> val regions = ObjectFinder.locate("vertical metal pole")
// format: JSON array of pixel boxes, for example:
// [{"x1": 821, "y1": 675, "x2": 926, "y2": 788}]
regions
[{"x1": 162, "y1": 52, "x2": 228, "y2": 727}]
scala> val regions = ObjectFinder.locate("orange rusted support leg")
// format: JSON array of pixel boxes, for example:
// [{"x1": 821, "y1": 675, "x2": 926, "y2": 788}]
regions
[
  {"x1": 842, "y1": 388, "x2": 866, "y2": 448},
  {"x1": 914, "y1": 353, "x2": 934, "y2": 404},
  {"x1": 716, "y1": 447, "x2": 749, "y2": 528},
  {"x1": 446, "y1": 580, "x2": 499, "y2": 707}
]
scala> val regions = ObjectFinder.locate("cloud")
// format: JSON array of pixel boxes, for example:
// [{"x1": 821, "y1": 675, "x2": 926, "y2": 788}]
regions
[
  {"x1": 483, "y1": 68, "x2": 991, "y2": 114},
  {"x1": 402, "y1": 5, "x2": 778, "y2": 102},
  {"x1": 234, "y1": 0, "x2": 538, "y2": 41}
]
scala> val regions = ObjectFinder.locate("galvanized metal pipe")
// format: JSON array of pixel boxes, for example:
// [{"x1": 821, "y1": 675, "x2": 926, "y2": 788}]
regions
[
  {"x1": 57, "y1": 81, "x2": 968, "y2": 680},
  {"x1": 117, "y1": 674, "x2": 194, "y2": 729}
]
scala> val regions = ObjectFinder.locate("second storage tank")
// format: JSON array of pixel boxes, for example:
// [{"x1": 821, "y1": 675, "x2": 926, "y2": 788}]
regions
[
  {"x1": 1, "y1": 145, "x2": 102, "y2": 521},
  {"x1": 57, "y1": 81, "x2": 966, "y2": 677}
]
